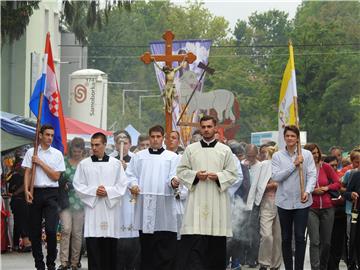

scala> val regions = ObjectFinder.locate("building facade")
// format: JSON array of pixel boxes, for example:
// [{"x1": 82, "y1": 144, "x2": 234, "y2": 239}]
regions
[{"x1": 1, "y1": 1, "x2": 61, "y2": 117}]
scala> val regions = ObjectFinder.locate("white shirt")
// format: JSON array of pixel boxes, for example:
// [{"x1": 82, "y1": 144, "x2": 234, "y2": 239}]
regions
[
  {"x1": 228, "y1": 154, "x2": 244, "y2": 200},
  {"x1": 243, "y1": 160, "x2": 263, "y2": 210},
  {"x1": 22, "y1": 146, "x2": 65, "y2": 187}
]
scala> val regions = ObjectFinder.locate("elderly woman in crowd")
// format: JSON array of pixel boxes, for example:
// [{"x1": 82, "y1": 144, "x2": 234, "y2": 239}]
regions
[{"x1": 304, "y1": 143, "x2": 341, "y2": 270}]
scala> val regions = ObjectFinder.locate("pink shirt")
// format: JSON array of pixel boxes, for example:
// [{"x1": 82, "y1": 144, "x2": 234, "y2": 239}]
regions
[{"x1": 311, "y1": 162, "x2": 341, "y2": 209}]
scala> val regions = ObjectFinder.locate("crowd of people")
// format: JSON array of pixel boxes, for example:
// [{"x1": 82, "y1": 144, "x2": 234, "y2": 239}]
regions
[{"x1": 3, "y1": 116, "x2": 360, "y2": 270}]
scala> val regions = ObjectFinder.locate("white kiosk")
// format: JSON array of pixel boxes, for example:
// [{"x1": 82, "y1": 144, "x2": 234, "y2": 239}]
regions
[{"x1": 69, "y1": 69, "x2": 108, "y2": 130}]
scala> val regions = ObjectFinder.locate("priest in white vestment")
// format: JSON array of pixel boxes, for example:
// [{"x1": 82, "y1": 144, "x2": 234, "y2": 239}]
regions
[
  {"x1": 176, "y1": 115, "x2": 238, "y2": 270},
  {"x1": 112, "y1": 131, "x2": 141, "y2": 270},
  {"x1": 126, "y1": 125, "x2": 179, "y2": 270},
  {"x1": 73, "y1": 133, "x2": 128, "y2": 270}
]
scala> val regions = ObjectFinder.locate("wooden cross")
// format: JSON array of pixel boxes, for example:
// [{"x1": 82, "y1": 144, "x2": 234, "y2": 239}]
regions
[{"x1": 140, "y1": 30, "x2": 197, "y2": 142}]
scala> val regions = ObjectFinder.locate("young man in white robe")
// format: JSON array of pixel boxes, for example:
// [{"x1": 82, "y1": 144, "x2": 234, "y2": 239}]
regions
[
  {"x1": 127, "y1": 125, "x2": 179, "y2": 270},
  {"x1": 73, "y1": 132, "x2": 128, "y2": 270},
  {"x1": 167, "y1": 130, "x2": 188, "y2": 239},
  {"x1": 176, "y1": 115, "x2": 238, "y2": 270},
  {"x1": 110, "y1": 130, "x2": 135, "y2": 162},
  {"x1": 113, "y1": 131, "x2": 140, "y2": 270}
]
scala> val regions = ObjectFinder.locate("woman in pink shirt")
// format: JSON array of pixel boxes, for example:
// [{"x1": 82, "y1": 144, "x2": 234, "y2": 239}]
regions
[{"x1": 304, "y1": 143, "x2": 341, "y2": 270}]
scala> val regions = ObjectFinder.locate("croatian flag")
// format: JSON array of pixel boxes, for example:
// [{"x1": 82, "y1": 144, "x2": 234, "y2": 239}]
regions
[{"x1": 29, "y1": 33, "x2": 67, "y2": 153}]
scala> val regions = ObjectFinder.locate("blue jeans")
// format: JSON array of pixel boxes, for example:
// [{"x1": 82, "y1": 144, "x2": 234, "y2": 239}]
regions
[{"x1": 278, "y1": 207, "x2": 310, "y2": 270}]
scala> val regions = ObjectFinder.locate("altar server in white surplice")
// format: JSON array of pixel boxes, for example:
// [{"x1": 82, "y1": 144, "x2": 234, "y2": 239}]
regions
[
  {"x1": 176, "y1": 115, "x2": 238, "y2": 270},
  {"x1": 112, "y1": 131, "x2": 141, "y2": 270},
  {"x1": 73, "y1": 132, "x2": 128, "y2": 270},
  {"x1": 126, "y1": 125, "x2": 179, "y2": 270},
  {"x1": 166, "y1": 130, "x2": 189, "y2": 240}
]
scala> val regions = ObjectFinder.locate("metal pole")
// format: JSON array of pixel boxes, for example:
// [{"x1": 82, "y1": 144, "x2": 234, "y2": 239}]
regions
[
  {"x1": 122, "y1": 89, "x2": 148, "y2": 115},
  {"x1": 122, "y1": 89, "x2": 125, "y2": 115},
  {"x1": 139, "y1": 95, "x2": 161, "y2": 119},
  {"x1": 139, "y1": 96, "x2": 142, "y2": 119}
]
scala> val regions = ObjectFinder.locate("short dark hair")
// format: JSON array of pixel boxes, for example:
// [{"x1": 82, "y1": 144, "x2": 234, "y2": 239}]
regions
[
  {"x1": 192, "y1": 129, "x2": 201, "y2": 136},
  {"x1": 323, "y1": 155, "x2": 338, "y2": 164},
  {"x1": 149, "y1": 125, "x2": 164, "y2": 136},
  {"x1": 228, "y1": 141, "x2": 246, "y2": 156},
  {"x1": 91, "y1": 132, "x2": 107, "y2": 144},
  {"x1": 137, "y1": 134, "x2": 150, "y2": 144},
  {"x1": 304, "y1": 143, "x2": 322, "y2": 163},
  {"x1": 170, "y1": 130, "x2": 180, "y2": 139},
  {"x1": 115, "y1": 130, "x2": 131, "y2": 144},
  {"x1": 259, "y1": 144, "x2": 268, "y2": 151},
  {"x1": 40, "y1": 124, "x2": 54, "y2": 134},
  {"x1": 200, "y1": 115, "x2": 217, "y2": 126},
  {"x1": 245, "y1": 144, "x2": 258, "y2": 155},
  {"x1": 283, "y1": 125, "x2": 300, "y2": 138},
  {"x1": 329, "y1": 146, "x2": 343, "y2": 154}
]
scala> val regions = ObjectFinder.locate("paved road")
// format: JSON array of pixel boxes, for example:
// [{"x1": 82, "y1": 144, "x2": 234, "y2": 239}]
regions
[{"x1": 1, "y1": 244, "x2": 348, "y2": 270}]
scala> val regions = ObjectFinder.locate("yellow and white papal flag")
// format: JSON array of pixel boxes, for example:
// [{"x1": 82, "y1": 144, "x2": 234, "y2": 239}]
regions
[{"x1": 278, "y1": 43, "x2": 298, "y2": 149}]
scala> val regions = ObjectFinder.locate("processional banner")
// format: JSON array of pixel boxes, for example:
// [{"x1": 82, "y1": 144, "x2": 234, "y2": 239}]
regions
[
  {"x1": 278, "y1": 43, "x2": 298, "y2": 150},
  {"x1": 150, "y1": 39, "x2": 212, "y2": 145}
]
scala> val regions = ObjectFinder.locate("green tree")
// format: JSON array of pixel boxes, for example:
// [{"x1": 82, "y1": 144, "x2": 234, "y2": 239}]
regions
[
  {"x1": 61, "y1": 0, "x2": 132, "y2": 45},
  {"x1": 87, "y1": 0, "x2": 230, "y2": 133},
  {"x1": 1, "y1": 1, "x2": 40, "y2": 44},
  {"x1": 291, "y1": 1, "x2": 360, "y2": 150}
]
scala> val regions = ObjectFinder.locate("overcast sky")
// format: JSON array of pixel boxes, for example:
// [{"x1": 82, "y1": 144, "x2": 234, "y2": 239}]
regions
[{"x1": 174, "y1": 0, "x2": 302, "y2": 31}]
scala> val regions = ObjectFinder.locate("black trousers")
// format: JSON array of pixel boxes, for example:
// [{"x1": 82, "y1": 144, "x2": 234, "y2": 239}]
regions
[
  {"x1": 327, "y1": 206, "x2": 347, "y2": 270},
  {"x1": 10, "y1": 197, "x2": 30, "y2": 247},
  {"x1": 86, "y1": 237, "x2": 117, "y2": 270},
  {"x1": 29, "y1": 188, "x2": 59, "y2": 270},
  {"x1": 278, "y1": 206, "x2": 309, "y2": 270},
  {"x1": 177, "y1": 234, "x2": 227, "y2": 270},
  {"x1": 139, "y1": 231, "x2": 177, "y2": 270},
  {"x1": 117, "y1": 237, "x2": 141, "y2": 270},
  {"x1": 348, "y1": 216, "x2": 360, "y2": 270}
]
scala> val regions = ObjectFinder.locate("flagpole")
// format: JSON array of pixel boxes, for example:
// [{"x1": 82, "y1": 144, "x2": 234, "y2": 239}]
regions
[
  {"x1": 289, "y1": 40, "x2": 305, "y2": 201},
  {"x1": 29, "y1": 33, "x2": 49, "y2": 197},
  {"x1": 29, "y1": 92, "x2": 44, "y2": 196}
]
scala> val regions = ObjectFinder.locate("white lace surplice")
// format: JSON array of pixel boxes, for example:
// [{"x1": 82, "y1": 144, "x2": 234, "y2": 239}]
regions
[
  {"x1": 73, "y1": 157, "x2": 128, "y2": 238},
  {"x1": 126, "y1": 149, "x2": 179, "y2": 233}
]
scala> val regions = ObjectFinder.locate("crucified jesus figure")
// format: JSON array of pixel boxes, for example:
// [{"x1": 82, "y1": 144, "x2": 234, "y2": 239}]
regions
[{"x1": 152, "y1": 57, "x2": 187, "y2": 113}]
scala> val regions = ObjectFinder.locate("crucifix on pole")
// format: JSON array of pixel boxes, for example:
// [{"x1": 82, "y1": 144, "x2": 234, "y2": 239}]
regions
[{"x1": 140, "y1": 30, "x2": 197, "y2": 143}]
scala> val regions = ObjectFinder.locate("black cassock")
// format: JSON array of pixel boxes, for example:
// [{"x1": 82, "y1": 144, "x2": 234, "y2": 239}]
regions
[
  {"x1": 176, "y1": 235, "x2": 227, "y2": 270},
  {"x1": 139, "y1": 230, "x2": 177, "y2": 270},
  {"x1": 86, "y1": 237, "x2": 117, "y2": 270}
]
